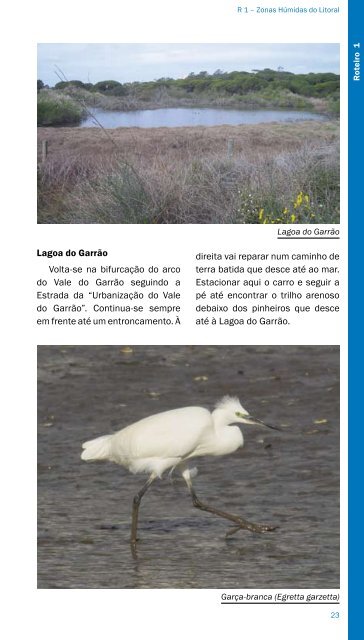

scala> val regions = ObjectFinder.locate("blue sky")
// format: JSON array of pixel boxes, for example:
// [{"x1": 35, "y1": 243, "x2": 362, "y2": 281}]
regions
[{"x1": 38, "y1": 43, "x2": 340, "y2": 86}]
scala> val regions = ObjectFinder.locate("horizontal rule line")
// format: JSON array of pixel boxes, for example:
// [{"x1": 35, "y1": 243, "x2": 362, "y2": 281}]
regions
[
  {"x1": 276, "y1": 237, "x2": 340, "y2": 240},
  {"x1": 220, "y1": 602, "x2": 340, "y2": 605}
]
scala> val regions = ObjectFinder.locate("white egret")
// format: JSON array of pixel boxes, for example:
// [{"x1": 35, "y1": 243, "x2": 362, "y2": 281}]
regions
[{"x1": 81, "y1": 395, "x2": 279, "y2": 551}]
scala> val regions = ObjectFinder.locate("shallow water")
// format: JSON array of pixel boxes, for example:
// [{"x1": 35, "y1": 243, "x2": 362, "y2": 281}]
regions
[
  {"x1": 79, "y1": 107, "x2": 327, "y2": 129},
  {"x1": 38, "y1": 345, "x2": 339, "y2": 589}
]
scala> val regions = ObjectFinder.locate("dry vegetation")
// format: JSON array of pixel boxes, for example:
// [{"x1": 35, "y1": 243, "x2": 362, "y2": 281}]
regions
[{"x1": 37, "y1": 121, "x2": 339, "y2": 224}]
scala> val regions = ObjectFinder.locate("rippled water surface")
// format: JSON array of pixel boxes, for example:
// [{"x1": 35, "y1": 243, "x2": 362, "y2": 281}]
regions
[
  {"x1": 38, "y1": 345, "x2": 339, "y2": 589},
  {"x1": 79, "y1": 107, "x2": 327, "y2": 129}
]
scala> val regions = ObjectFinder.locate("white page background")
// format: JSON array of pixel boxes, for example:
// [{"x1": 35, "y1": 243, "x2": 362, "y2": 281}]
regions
[{"x1": 2, "y1": 1, "x2": 346, "y2": 638}]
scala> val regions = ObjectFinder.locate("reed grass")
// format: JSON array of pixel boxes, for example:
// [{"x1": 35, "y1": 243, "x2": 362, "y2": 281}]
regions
[{"x1": 37, "y1": 121, "x2": 339, "y2": 224}]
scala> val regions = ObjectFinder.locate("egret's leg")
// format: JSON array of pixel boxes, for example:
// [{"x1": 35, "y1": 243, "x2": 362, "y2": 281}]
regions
[
  {"x1": 130, "y1": 473, "x2": 157, "y2": 548},
  {"x1": 182, "y1": 469, "x2": 276, "y2": 536}
]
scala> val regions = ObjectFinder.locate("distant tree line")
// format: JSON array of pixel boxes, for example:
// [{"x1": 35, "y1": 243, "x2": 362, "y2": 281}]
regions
[{"x1": 37, "y1": 68, "x2": 339, "y2": 99}]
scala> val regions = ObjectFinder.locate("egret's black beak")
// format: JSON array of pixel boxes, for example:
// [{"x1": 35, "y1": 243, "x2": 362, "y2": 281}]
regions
[{"x1": 245, "y1": 415, "x2": 281, "y2": 431}]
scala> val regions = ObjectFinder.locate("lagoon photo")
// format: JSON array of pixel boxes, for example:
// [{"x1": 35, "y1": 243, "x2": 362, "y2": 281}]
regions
[{"x1": 37, "y1": 44, "x2": 340, "y2": 225}]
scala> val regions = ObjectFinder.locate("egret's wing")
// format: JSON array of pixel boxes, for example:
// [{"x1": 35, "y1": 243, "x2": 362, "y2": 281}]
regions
[{"x1": 113, "y1": 406, "x2": 212, "y2": 459}]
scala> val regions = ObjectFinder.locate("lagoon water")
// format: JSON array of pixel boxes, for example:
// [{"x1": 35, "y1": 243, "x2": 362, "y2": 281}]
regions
[{"x1": 79, "y1": 107, "x2": 327, "y2": 129}]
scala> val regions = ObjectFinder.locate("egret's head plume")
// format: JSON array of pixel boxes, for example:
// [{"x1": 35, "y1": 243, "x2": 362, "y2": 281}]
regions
[{"x1": 215, "y1": 395, "x2": 248, "y2": 416}]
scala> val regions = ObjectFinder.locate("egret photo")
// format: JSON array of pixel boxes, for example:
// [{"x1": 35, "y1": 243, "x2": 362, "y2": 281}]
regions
[
  {"x1": 37, "y1": 43, "x2": 340, "y2": 224},
  {"x1": 38, "y1": 345, "x2": 339, "y2": 589}
]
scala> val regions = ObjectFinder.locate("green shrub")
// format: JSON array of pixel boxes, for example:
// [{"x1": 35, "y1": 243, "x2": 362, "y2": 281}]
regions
[
  {"x1": 55, "y1": 80, "x2": 88, "y2": 90},
  {"x1": 38, "y1": 92, "x2": 86, "y2": 126},
  {"x1": 92, "y1": 80, "x2": 126, "y2": 95}
]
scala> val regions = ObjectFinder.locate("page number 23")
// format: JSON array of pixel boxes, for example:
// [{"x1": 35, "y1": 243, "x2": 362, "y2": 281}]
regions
[{"x1": 331, "y1": 612, "x2": 340, "y2": 619}]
